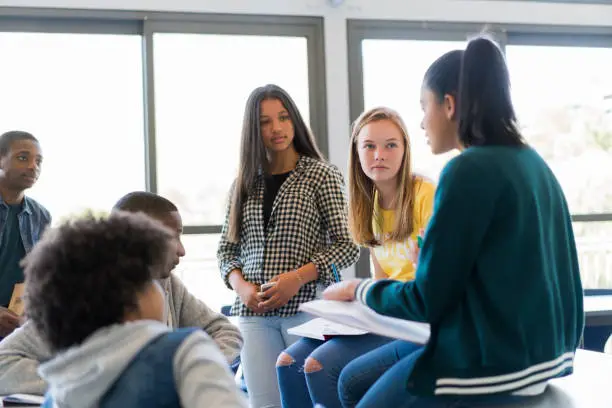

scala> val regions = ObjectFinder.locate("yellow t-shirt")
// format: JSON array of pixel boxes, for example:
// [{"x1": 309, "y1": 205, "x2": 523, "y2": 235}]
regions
[{"x1": 371, "y1": 177, "x2": 436, "y2": 282}]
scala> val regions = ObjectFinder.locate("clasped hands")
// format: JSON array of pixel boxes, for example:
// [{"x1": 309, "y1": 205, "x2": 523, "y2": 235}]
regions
[
  {"x1": 236, "y1": 270, "x2": 366, "y2": 313},
  {"x1": 237, "y1": 270, "x2": 303, "y2": 314}
]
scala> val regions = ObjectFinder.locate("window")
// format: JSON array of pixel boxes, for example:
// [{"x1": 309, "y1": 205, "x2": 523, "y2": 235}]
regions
[
  {"x1": 0, "y1": 12, "x2": 326, "y2": 310},
  {"x1": 350, "y1": 22, "x2": 612, "y2": 284},
  {"x1": 574, "y1": 222, "x2": 612, "y2": 288},
  {"x1": 506, "y1": 45, "x2": 612, "y2": 214},
  {"x1": 0, "y1": 32, "x2": 146, "y2": 222},
  {"x1": 153, "y1": 33, "x2": 310, "y2": 226},
  {"x1": 174, "y1": 234, "x2": 235, "y2": 313},
  {"x1": 361, "y1": 39, "x2": 463, "y2": 182},
  {"x1": 506, "y1": 44, "x2": 612, "y2": 288}
]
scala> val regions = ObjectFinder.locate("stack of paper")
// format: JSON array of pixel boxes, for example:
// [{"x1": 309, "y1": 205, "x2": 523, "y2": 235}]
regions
[
  {"x1": 288, "y1": 317, "x2": 368, "y2": 340},
  {"x1": 299, "y1": 299, "x2": 430, "y2": 344}
]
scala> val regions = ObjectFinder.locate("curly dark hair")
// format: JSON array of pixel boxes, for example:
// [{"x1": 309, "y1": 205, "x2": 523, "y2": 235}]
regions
[{"x1": 22, "y1": 211, "x2": 173, "y2": 352}]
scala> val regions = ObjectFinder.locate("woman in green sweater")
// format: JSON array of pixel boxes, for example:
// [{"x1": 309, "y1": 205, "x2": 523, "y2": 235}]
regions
[{"x1": 324, "y1": 36, "x2": 584, "y2": 407}]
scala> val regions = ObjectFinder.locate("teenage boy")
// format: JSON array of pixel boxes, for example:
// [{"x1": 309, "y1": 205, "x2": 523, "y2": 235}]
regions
[
  {"x1": 24, "y1": 211, "x2": 247, "y2": 407},
  {"x1": 0, "y1": 131, "x2": 50, "y2": 338},
  {"x1": 0, "y1": 192, "x2": 242, "y2": 395}
]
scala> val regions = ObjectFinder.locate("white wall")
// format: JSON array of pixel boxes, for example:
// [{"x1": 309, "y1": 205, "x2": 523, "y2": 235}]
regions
[{"x1": 2, "y1": 0, "x2": 611, "y2": 278}]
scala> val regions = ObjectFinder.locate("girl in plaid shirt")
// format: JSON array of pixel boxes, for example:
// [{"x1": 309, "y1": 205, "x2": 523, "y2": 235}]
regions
[{"x1": 217, "y1": 84, "x2": 359, "y2": 408}]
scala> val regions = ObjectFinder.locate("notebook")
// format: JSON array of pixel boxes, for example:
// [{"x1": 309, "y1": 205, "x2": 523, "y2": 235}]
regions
[
  {"x1": 287, "y1": 317, "x2": 368, "y2": 341},
  {"x1": 299, "y1": 299, "x2": 430, "y2": 344}
]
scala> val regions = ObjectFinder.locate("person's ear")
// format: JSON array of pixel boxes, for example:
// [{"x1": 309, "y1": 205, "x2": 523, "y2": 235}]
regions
[{"x1": 443, "y1": 94, "x2": 456, "y2": 121}]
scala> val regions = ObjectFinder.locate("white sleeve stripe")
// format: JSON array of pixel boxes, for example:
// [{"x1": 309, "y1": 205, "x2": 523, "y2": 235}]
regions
[
  {"x1": 355, "y1": 279, "x2": 375, "y2": 305},
  {"x1": 435, "y1": 359, "x2": 573, "y2": 395},
  {"x1": 436, "y1": 352, "x2": 575, "y2": 386}
]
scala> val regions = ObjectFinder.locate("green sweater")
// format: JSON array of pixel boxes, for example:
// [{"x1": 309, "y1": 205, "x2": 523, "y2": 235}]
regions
[{"x1": 356, "y1": 146, "x2": 584, "y2": 396}]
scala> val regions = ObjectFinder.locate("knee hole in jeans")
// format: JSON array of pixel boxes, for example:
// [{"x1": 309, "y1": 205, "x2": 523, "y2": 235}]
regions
[
  {"x1": 276, "y1": 351, "x2": 295, "y2": 367},
  {"x1": 304, "y1": 357, "x2": 323, "y2": 373}
]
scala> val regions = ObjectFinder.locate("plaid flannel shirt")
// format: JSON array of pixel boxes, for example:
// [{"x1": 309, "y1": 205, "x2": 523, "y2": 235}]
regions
[{"x1": 217, "y1": 156, "x2": 359, "y2": 317}]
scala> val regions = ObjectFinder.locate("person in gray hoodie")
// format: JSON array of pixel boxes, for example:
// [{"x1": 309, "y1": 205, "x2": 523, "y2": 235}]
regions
[
  {"x1": 0, "y1": 192, "x2": 243, "y2": 396},
  {"x1": 22, "y1": 210, "x2": 248, "y2": 407}
]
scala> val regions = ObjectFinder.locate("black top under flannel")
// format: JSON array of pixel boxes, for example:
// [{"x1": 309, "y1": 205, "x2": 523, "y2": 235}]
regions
[
  {"x1": 263, "y1": 171, "x2": 291, "y2": 232},
  {"x1": 217, "y1": 156, "x2": 360, "y2": 317}
]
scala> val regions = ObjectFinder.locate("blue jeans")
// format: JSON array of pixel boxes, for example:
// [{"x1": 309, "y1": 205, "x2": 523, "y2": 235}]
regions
[
  {"x1": 341, "y1": 340, "x2": 532, "y2": 408},
  {"x1": 339, "y1": 339, "x2": 422, "y2": 407},
  {"x1": 277, "y1": 334, "x2": 395, "y2": 408},
  {"x1": 238, "y1": 313, "x2": 312, "y2": 408}
]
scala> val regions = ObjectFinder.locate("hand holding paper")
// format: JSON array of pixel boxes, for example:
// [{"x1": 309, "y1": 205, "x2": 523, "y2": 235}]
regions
[
  {"x1": 322, "y1": 279, "x2": 362, "y2": 302},
  {"x1": 299, "y1": 299, "x2": 430, "y2": 344}
]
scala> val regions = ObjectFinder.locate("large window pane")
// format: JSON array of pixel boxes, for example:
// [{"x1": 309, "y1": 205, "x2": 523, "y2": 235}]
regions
[
  {"x1": 362, "y1": 39, "x2": 464, "y2": 181},
  {"x1": 174, "y1": 234, "x2": 235, "y2": 313},
  {"x1": 574, "y1": 222, "x2": 612, "y2": 289},
  {"x1": 506, "y1": 45, "x2": 612, "y2": 214},
  {"x1": 0, "y1": 32, "x2": 146, "y2": 222},
  {"x1": 154, "y1": 33, "x2": 310, "y2": 226},
  {"x1": 367, "y1": 222, "x2": 612, "y2": 288}
]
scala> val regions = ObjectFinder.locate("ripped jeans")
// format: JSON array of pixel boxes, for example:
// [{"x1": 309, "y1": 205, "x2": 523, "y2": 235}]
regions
[
  {"x1": 276, "y1": 334, "x2": 395, "y2": 408},
  {"x1": 239, "y1": 313, "x2": 312, "y2": 408}
]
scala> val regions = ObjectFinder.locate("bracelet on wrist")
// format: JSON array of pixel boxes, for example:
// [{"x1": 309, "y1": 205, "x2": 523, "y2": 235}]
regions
[{"x1": 294, "y1": 269, "x2": 305, "y2": 285}]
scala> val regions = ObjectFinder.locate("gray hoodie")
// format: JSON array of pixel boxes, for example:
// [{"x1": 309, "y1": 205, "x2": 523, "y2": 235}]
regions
[
  {"x1": 38, "y1": 320, "x2": 247, "y2": 408},
  {"x1": 0, "y1": 274, "x2": 242, "y2": 395}
]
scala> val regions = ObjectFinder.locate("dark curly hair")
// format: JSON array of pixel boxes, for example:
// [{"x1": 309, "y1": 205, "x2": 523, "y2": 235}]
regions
[{"x1": 22, "y1": 211, "x2": 173, "y2": 352}]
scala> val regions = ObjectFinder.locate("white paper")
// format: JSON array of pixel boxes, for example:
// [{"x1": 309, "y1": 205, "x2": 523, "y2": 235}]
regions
[
  {"x1": 299, "y1": 299, "x2": 430, "y2": 344},
  {"x1": 288, "y1": 317, "x2": 368, "y2": 340}
]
